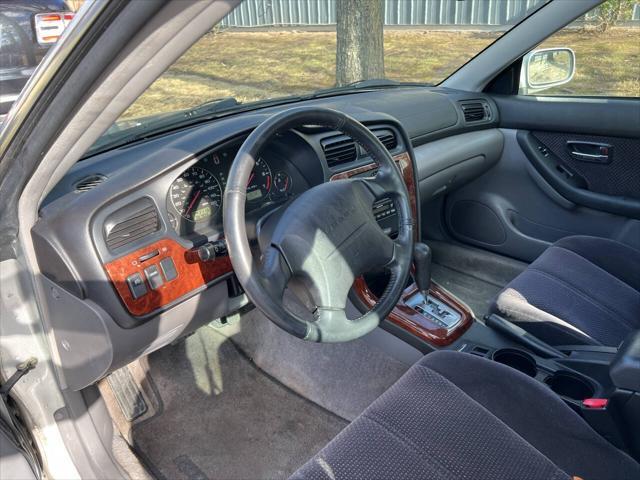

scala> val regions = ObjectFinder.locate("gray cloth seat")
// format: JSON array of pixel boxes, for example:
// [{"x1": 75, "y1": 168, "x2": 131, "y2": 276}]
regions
[
  {"x1": 291, "y1": 350, "x2": 640, "y2": 480},
  {"x1": 492, "y1": 235, "x2": 640, "y2": 347}
]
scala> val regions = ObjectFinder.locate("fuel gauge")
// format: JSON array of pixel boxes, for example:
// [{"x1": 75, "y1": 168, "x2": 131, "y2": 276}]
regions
[{"x1": 273, "y1": 171, "x2": 292, "y2": 197}]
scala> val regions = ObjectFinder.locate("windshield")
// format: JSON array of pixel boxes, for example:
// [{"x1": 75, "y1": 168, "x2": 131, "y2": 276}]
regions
[{"x1": 92, "y1": 0, "x2": 550, "y2": 153}]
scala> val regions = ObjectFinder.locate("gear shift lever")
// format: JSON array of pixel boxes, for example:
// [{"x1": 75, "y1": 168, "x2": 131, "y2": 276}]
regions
[
  {"x1": 408, "y1": 242, "x2": 462, "y2": 329},
  {"x1": 413, "y1": 242, "x2": 432, "y2": 299}
]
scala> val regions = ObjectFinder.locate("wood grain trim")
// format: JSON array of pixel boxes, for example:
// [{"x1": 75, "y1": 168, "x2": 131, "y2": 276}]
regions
[
  {"x1": 354, "y1": 278, "x2": 473, "y2": 346},
  {"x1": 104, "y1": 238, "x2": 232, "y2": 316}
]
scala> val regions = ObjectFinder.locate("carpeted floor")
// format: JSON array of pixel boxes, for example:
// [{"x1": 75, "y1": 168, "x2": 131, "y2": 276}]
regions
[
  {"x1": 131, "y1": 326, "x2": 347, "y2": 480},
  {"x1": 225, "y1": 306, "x2": 413, "y2": 421},
  {"x1": 428, "y1": 241, "x2": 528, "y2": 319},
  {"x1": 129, "y1": 241, "x2": 527, "y2": 479}
]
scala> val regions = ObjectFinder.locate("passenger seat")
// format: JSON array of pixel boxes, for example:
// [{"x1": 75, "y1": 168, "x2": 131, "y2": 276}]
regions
[{"x1": 491, "y1": 236, "x2": 640, "y2": 347}]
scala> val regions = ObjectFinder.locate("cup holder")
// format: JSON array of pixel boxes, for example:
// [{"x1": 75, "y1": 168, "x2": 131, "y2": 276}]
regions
[
  {"x1": 545, "y1": 372, "x2": 595, "y2": 401},
  {"x1": 492, "y1": 348, "x2": 537, "y2": 378}
]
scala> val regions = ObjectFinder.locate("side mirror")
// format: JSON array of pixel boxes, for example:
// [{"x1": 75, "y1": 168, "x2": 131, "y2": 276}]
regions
[{"x1": 520, "y1": 47, "x2": 575, "y2": 95}]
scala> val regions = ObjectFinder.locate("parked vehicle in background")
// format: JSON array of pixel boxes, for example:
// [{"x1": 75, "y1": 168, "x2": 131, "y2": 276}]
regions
[{"x1": 0, "y1": 0, "x2": 75, "y2": 116}]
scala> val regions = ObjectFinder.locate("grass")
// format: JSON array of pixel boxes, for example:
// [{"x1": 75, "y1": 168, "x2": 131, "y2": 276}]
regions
[
  {"x1": 537, "y1": 28, "x2": 639, "y2": 96},
  {"x1": 122, "y1": 27, "x2": 639, "y2": 120}
]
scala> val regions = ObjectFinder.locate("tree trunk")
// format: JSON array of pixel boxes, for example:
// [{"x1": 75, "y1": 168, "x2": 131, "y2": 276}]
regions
[{"x1": 336, "y1": 0, "x2": 385, "y2": 86}]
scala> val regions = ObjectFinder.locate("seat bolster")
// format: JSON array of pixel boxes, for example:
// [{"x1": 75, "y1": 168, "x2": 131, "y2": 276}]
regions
[
  {"x1": 292, "y1": 352, "x2": 571, "y2": 480},
  {"x1": 555, "y1": 236, "x2": 640, "y2": 292},
  {"x1": 422, "y1": 351, "x2": 640, "y2": 480},
  {"x1": 491, "y1": 237, "x2": 640, "y2": 347}
]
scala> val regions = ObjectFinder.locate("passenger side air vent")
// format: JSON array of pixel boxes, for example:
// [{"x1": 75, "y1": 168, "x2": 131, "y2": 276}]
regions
[
  {"x1": 321, "y1": 135, "x2": 357, "y2": 168},
  {"x1": 460, "y1": 101, "x2": 491, "y2": 123},
  {"x1": 373, "y1": 129, "x2": 398, "y2": 151},
  {"x1": 75, "y1": 174, "x2": 107, "y2": 192},
  {"x1": 104, "y1": 198, "x2": 160, "y2": 251}
]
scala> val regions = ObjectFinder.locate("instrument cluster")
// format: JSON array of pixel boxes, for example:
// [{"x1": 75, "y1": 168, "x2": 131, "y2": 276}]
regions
[{"x1": 167, "y1": 142, "x2": 295, "y2": 238}]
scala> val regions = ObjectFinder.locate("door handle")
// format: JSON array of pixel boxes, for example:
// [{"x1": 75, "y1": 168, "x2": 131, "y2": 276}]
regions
[{"x1": 566, "y1": 141, "x2": 613, "y2": 164}]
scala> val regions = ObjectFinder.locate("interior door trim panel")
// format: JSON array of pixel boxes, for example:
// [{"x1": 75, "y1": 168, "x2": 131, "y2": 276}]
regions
[
  {"x1": 532, "y1": 131, "x2": 640, "y2": 199},
  {"x1": 493, "y1": 95, "x2": 640, "y2": 139},
  {"x1": 443, "y1": 129, "x2": 640, "y2": 263},
  {"x1": 517, "y1": 130, "x2": 640, "y2": 219}
]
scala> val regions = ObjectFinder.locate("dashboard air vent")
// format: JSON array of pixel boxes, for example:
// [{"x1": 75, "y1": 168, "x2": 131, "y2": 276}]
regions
[
  {"x1": 460, "y1": 101, "x2": 491, "y2": 123},
  {"x1": 75, "y1": 174, "x2": 107, "y2": 192},
  {"x1": 374, "y1": 129, "x2": 397, "y2": 151},
  {"x1": 321, "y1": 135, "x2": 357, "y2": 168},
  {"x1": 104, "y1": 198, "x2": 160, "y2": 251}
]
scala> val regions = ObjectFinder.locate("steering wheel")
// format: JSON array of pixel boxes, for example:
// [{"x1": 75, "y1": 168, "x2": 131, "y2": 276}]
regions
[{"x1": 224, "y1": 107, "x2": 414, "y2": 342}]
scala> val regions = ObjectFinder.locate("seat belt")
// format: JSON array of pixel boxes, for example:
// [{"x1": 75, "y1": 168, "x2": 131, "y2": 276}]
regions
[{"x1": 0, "y1": 357, "x2": 43, "y2": 479}]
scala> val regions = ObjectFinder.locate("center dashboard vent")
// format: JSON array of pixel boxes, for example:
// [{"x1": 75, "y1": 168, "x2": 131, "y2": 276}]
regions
[
  {"x1": 104, "y1": 198, "x2": 160, "y2": 251},
  {"x1": 321, "y1": 135, "x2": 357, "y2": 168},
  {"x1": 460, "y1": 101, "x2": 491, "y2": 123},
  {"x1": 321, "y1": 128, "x2": 398, "y2": 169},
  {"x1": 373, "y1": 129, "x2": 398, "y2": 151}
]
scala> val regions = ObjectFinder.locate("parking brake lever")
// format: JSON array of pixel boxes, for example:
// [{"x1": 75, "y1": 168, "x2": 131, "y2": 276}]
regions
[{"x1": 485, "y1": 314, "x2": 566, "y2": 359}]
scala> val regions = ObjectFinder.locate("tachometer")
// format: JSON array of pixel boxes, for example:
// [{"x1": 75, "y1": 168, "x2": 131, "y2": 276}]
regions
[
  {"x1": 170, "y1": 166, "x2": 222, "y2": 222},
  {"x1": 246, "y1": 157, "x2": 272, "y2": 204}
]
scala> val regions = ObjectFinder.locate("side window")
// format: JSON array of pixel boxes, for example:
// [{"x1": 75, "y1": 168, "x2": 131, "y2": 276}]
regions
[{"x1": 519, "y1": 1, "x2": 639, "y2": 97}]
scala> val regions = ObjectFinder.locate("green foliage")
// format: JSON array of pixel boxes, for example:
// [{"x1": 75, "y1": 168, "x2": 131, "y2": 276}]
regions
[{"x1": 590, "y1": 0, "x2": 637, "y2": 32}]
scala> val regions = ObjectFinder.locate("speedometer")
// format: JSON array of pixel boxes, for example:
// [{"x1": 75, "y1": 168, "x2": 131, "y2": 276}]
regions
[
  {"x1": 170, "y1": 166, "x2": 222, "y2": 222},
  {"x1": 246, "y1": 157, "x2": 272, "y2": 204}
]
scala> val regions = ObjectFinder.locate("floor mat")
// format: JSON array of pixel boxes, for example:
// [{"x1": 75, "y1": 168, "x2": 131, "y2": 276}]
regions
[
  {"x1": 429, "y1": 241, "x2": 528, "y2": 318},
  {"x1": 431, "y1": 263, "x2": 503, "y2": 318},
  {"x1": 131, "y1": 327, "x2": 347, "y2": 480},
  {"x1": 224, "y1": 306, "x2": 413, "y2": 421}
]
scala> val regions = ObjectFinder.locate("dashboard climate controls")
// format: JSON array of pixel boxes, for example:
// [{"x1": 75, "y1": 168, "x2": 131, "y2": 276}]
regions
[{"x1": 372, "y1": 197, "x2": 398, "y2": 237}]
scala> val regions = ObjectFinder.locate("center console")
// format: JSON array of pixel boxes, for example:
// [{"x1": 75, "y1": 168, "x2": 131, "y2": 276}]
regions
[{"x1": 455, "y1": 318, "x2": 640, "y2": 462}]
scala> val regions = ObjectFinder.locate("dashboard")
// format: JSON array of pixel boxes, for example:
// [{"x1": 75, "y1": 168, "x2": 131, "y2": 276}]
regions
[{"x1": 32, "y1": 87, "x2": 501, "y2": 389}]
